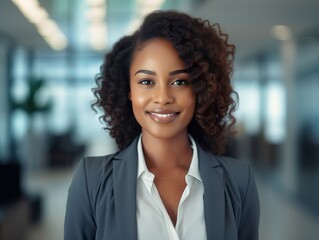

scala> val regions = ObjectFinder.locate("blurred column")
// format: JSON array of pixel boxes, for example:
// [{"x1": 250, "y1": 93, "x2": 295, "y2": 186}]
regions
[
  {"x1": 0, "y1": 38, "x2": 9, "y2": 161},
  {"x1": 256, "y1": 54, "x2": 269, "y2": 166},
  {"x1": 275, "y1": 26, "x2": 298, "y2": 193}
]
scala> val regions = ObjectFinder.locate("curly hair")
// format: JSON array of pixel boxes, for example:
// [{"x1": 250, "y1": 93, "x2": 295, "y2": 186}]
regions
[{"x1": 92, "y1": 10, "x2": 238, "y2": 155}]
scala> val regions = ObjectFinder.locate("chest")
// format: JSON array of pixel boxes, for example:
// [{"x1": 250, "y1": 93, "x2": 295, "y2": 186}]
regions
[
  {"x1": 136, "y1": 176, "x2": 207, "y2": 240},
  {"x1": 154, "y1": 178, "x2": 187, "y2": 225}
]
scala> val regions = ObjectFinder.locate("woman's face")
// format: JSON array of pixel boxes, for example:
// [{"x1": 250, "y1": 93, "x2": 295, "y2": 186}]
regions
[{"x1": 129, "y1": 38, "x2": 196, "y2": 141}]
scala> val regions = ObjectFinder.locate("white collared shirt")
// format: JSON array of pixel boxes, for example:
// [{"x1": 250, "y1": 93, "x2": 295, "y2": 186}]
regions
[{"x1": 136, "y1": 135, "x2": 207, "y2": 240}]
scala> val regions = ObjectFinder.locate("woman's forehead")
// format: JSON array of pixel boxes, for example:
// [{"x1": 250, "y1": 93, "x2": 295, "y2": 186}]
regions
[{"x1": 130, "y1": 38, "x2": 185, "y2": 73}]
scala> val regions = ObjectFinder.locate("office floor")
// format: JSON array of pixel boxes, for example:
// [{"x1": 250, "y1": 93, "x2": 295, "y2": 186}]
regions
[
  {"x1": 24, "y1": 167, "x2": 319, "y2": 240},
  {"x1": 25, "y1": 168, "x2": 73, "y2": 240}
]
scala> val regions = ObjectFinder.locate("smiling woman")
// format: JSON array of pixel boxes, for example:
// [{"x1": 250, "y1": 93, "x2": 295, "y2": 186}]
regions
[{"x1": 64, "y1": 10, "x2": 260, "y2": 240}]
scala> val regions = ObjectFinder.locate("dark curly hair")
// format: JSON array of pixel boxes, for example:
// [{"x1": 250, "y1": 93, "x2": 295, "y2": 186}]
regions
[{"x1": 92, "y1": 10, "x2": 238, "y2": 155}]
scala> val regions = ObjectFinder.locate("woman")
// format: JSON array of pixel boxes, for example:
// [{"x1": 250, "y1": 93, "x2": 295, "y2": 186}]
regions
[{"x1": 64, "y1": 10, "x2": 259, "y2": 240}]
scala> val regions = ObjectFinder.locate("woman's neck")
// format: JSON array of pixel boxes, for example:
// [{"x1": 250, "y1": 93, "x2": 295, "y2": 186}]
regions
[{"x1": 141, "y1": 131, "x2": 193, "y2": 171}]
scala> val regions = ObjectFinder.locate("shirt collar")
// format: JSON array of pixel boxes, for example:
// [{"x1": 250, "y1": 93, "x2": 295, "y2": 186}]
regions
[
  {"x1": 187, "y1": 135, "x2": 202, "y2": 182},
  {"x1": 137, "y1": 134, "x2": 154, "y2": 180},
  {"x1": 136, "y1": 134, "x2": 202, "y2": 182}
]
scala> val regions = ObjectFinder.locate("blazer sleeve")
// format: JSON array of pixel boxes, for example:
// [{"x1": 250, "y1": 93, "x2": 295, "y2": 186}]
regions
[
  {"x1": 64, "y1": 159, "x2": 96, "y2": 240},
  {"x1": 238, "y1": 165, "x2": 260, "y2": 240}
]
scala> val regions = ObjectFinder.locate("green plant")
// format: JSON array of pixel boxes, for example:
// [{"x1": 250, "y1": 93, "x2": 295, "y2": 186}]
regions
[{"x1": 12, "y1": 77, "x2": 52, "y2": 115}]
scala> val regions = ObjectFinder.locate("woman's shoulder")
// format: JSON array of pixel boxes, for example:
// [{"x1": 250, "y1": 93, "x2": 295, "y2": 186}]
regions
[
  {"x1": 76, "y1": 151, "x2": 120, "y2": 185},
  {"x1": 218, "y1": 157, "x2": 258, "y2": 202},
  {"x1": 215, "y1": 155, "x2": 251, "y2": 181},
  {"x1": 199, "y1": 145, "x2": 251, "y2": 182},
  {"x1": 70, "y1": 151, "x2": 120, "y2": 191},
  {"x1": 67, "y1": 151, "x2": 122, "y2": 210},
  {"x1": 214, "y1": 155, "x2": 260, "y2": 235},
  {"x1": 72, "y1": 137, "x2": 139, "y2": 191},
  {"x1": 211, "y1": 154, "x2": 256, "y2": 199},
  {"x1": 82, "y1": 152, "x2": 119, "y2": 173}
]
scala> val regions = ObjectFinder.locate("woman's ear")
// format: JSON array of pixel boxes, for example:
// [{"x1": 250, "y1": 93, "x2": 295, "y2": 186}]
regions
[{"x1": 128, "y1": 92, "x2": 132, "y2": 100}]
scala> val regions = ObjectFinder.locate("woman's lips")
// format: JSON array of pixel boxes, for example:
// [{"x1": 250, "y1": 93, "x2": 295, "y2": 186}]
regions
[{"x1": 146, "y1": 111, "x2": 179, "y2": 123}]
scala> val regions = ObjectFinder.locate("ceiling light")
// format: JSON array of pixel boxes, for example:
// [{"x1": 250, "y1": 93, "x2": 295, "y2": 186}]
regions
[
  {"x1": 11, "y1": 0, "x2": 68, "y2": 51},
  {"x1": 272, "y1": 25, "x2": 292, "y2": 41},
  {"x1": 86, "y1": 7, "x2": 106, "y2": 21},
  {"x1": 85, "y1": 0, "x2": 105, "y2": 6},
  {"x1": 28, "y1": 7, "x2": 49, "y2": 24},
  {"x1": 85, "y1": 0, "x2": 107, "y2": 51},
  {"x1": 127, "y1": 0, "x2": 166, "y2": 34}
]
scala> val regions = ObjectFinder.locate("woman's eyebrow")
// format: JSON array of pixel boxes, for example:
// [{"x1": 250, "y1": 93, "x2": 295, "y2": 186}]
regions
[
  {"x1": 169, "y1": 68, "x2": 189, "y2": 76},
  {"x1": 134, "y1": 69, "x2": 156, "y2": 76},
  {"x1": 134, "y1": 68, "x2": 189, "y2": 76}
]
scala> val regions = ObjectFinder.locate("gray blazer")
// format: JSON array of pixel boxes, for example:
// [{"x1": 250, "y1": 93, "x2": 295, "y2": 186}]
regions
[{"x1": 64, "y1": 137, "x2": 259, "y2": 240}]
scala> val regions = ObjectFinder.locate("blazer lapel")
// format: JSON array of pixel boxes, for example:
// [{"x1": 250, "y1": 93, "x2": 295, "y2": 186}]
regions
[
  {"x1": 113, "y1": 138, "x2": 139, "y2": 240},
  {"x1": 198, "y1": 145, "x2": 225, "y2": 240}
]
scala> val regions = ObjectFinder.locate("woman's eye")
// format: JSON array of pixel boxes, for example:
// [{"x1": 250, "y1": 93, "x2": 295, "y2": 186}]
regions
[
  {"x1": 172, "y1": 79, "x2": 189, "y2": 86},
  {"x1": 139, "y1": 79, "x2": 153, "y2": 85}
]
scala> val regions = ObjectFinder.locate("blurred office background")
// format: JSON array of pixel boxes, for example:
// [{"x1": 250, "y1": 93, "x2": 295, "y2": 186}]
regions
[{"x1": 0, "y1": 0, "x2": 319, "y2": 239}]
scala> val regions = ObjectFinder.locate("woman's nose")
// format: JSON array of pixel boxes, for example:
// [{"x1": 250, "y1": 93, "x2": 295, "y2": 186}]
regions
[{"x1": 153, "y1": 85, "x2": 174, "y2": 105}]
